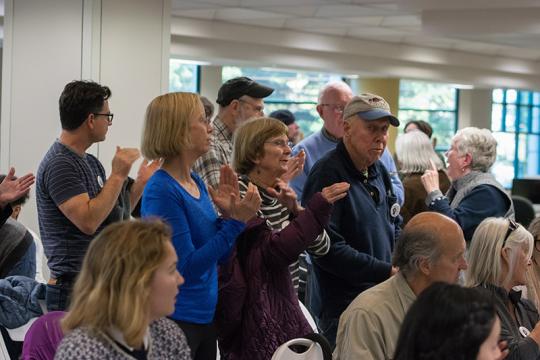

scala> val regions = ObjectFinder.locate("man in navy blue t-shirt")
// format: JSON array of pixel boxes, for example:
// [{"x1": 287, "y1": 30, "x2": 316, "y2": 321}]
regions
[{"x1": 36, "y1": 80, "x2": 152, "y2": 311}]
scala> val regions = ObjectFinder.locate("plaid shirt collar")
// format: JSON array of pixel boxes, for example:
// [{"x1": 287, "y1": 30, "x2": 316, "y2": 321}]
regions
[{"x1": 213, "y1": 116, "x2": 233, "y2": 143}]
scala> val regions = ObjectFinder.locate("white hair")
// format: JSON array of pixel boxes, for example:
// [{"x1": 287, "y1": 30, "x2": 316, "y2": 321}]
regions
[
  {"x1": 396, "y1": 130, "x2": 444, "y2": 174},
  {"x1": 466, "y1": 217, "x2": 533, "y2": 289},
  {"x1": 318, "y1": 81, "x2": 352, "y2": 104},
  {"x1": 453, "y1": 127, "x2": 497, "y2": 172}
]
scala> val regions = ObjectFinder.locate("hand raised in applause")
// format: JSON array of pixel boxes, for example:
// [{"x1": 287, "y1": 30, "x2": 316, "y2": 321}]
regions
[
  {"x1": 111, "y1": 146, "x2": 140, "y2": 179},
  {"x1": 321, "y1": 182, "x2": 350, "y2": 204},
  {"x1": 266, "y1": 179, "x2": 301, "y2": 215},
  {"x1": 281, "y1": 150, "x2": 305, "y2": 183},
  {"x1": 0, "y1": 167, "x2": 35, "y2": 208}
]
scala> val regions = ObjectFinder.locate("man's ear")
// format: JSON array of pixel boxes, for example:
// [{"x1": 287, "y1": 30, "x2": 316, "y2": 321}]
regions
[
  {"x1": 343, "y1": 120, "x2": 351, "y2": 138},
  {"x1": 418, "y1": 257, "x2": 431, "y2": 276},
  {"x1": 316, "y1": 104, "x2": 324, "y2": 118},
  {"x1": 86, "y1": 113, "x2": 96, "y2": 130},
  {"x1": 230, "y1": 99, "x2": 240, "y2": 112}
]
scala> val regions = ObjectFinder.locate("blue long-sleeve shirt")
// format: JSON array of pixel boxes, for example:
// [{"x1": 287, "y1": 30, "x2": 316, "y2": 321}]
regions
[{"x1": 142, "y1": 170, "x2": 245, "y2": 324}]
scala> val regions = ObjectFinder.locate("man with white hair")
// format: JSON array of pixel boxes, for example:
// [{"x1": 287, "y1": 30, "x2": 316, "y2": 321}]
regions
[{"x1": 333, "y1": 212, "x2": 468, "y2": 359}]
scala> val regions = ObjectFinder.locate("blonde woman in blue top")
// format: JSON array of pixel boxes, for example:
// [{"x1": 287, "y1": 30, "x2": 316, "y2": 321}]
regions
[{"x1": 140, "y1": 92, "x2": 261, "y2": 360}]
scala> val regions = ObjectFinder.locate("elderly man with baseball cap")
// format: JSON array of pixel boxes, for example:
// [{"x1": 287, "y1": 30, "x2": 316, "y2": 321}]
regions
[
  {"x1": 302, "y1": 93, "x2": 403, "y2": 347},
  {"x1": 193, "y1": 77, "x2": 274, "y2": 190}
]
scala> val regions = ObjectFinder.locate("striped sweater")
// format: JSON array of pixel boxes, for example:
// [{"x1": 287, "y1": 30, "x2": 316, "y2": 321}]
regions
[{"x1": 238, "y1": 175, "x2": 329, "y2": 291}]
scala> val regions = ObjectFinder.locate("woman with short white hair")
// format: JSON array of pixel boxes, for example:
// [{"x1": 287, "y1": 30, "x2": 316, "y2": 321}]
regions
[
  {"x1": 421, "y1": 127, "x2": 513, "y2": 242},
  {"x1": 466, "y1": 217, "x2": 540, "y2": 359},
  {"x1": 395, "y1": 130, "x2": 450, "y2": 226}
]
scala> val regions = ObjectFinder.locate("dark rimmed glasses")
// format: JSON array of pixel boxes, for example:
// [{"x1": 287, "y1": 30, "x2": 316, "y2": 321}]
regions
[
  {"x1": 502, "y1": 218, "x2": 518, "y2": 248},
  {"x1": 93, "y1": 113, "x2": 114, "y2": 124}
]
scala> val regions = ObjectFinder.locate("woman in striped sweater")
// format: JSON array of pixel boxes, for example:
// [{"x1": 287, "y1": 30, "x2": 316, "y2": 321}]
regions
[{"x1": 216, "y1": 117, "x2": 349, "y2": 359}]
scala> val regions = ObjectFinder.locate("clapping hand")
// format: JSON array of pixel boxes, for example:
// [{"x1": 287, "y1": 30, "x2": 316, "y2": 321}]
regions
[
  {"x1": 281, "y1": 150, "x2": 305, "y2": 183},
  {"x1": 0, "y1": 167, "x2": 34, "y2": 208},
  {"x1": 321, "y1": 182, "x2": 350, "y2": 204},
  {"x1": 136, "y1": 158, "x2": 162, "y2": 184},
  {"x1": 266, "y1": 179, "x2": 301, "y2": 215},
  {"x1": 208, "y1": 165, "x2": 241, "y2": 218}
]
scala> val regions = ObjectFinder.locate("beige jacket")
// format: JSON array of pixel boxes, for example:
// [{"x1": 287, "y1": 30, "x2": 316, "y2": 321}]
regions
[{"x1": 333, "y1": 272, "x2": 416, "y2": 360}]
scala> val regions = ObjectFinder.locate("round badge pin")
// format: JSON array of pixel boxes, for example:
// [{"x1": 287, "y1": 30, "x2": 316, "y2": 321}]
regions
[
  {"x1": 390, "y1": 203, "x2": 400, "y2": 218},
  {"x1": 97, "y1": 175, "x2": 104, "y2": 188},
  {"x1": 519, "y1": 326, "x2": 531, "y2": 338}
]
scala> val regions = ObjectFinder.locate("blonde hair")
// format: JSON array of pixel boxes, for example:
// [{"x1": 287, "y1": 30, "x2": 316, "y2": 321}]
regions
[
  {"x1": 466, "y1": 217, "x2": 533, "y2": 289},
  {"x1": 141, "y1": 92, "x2": 202, "y2": 159},
  {"x1": 396, "y1": 131, "x2": 444, "y2": 174},
  {"x1": 62, "y1": 219, "x2": 172, "y2": 347},
  {"x1": 232, "y1": 117, "x2": 288, "y2": 175}
]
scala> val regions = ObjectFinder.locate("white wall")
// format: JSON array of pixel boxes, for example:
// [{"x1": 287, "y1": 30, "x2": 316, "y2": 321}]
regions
[
  {"x1": 1, "y1": 0, "x2": 170, "y2": 235},
  {"x1": 458, "y1": 89, "x2": 493, "y2": 129}
]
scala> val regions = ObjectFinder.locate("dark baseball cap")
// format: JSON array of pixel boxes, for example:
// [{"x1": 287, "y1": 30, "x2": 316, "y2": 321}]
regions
[
  {"x1": 270, "y1": 109, "x2": 295, "y2": 126},
  {"x1": 216, "y1": 77, "x2": 274, "y2": 106}
]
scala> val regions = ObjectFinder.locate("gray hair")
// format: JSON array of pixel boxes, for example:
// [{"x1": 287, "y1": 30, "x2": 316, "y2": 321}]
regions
[
  {"x1": 453, "y1": 127, "x2": 497, "y2": 172},
  {"x1": 528, "y1": 217, "x2": 540, "y2": 239},
  {"x1": 318, "y1": 81, "x2": 352, "y2": 104},
  {"x1": 396, "y1": 131, "x2": 444, "y2": 174},
  {"x1": 466, "y1": 217, "x2": 533, "y2": 288},
  {"x1": 393, "y1": 228, "x2": 442, "y2": 278}
]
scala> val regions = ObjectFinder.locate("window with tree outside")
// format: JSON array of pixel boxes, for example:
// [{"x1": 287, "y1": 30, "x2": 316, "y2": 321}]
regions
[
  {"x1": 222, "y1": 66, "x2": 346, "y2": 139},
  {"x1": 169, "y1": 59, "x2": 200, "y2": 93},
  {"x1": 398, "y1": 80, "x2": 458, "y2": 153}
]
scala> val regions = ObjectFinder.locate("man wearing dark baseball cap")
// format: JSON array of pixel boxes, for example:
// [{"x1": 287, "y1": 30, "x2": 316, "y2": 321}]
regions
[
  {"x1": 269, "y1": 109, "x2": 301, "y2": 145},
  {"x1": 193, "y1": 77, "x2": 274, "y2": 190},
  {"x1": 302, "y1": 92, "x2": 402, "y2": 346}
]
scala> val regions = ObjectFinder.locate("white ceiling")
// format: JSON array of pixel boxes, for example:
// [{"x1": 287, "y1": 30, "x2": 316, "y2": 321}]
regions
[{"x1": 171, "y1": 0, "x2": 540, "y2": 61}]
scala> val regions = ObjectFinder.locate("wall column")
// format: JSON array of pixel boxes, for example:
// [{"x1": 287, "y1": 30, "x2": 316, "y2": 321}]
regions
[
  {"x1": 355, "y1": 78, "x2": 400, "y2": 153},
  {"x1": 458, "y1": 88, "x2": 493, "y2": 129}
]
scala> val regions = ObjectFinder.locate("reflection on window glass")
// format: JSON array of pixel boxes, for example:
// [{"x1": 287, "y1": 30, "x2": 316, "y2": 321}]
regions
[
  {"x1": 492, "y1": 88, "x2": 540, "y2": 189},
  {"x1": 492, "y1": 89, "x2": 504, "y2": 103},
  {"x1": 398, "y1": 80, "x2": 458, "y2": 149},
  {"x1": 169, "y1": 59, "x2": 199, "y2": 93},
  {"x1": 492, "y1": 104, "x2": 503, "y2": 132},
  {"x1": 492, "y1": 132, "x2": 516, "y2": 188},
  {"x1": 506, "y1": 89, "x2": 517, "y2": 103},
  {"x1": 222, "y1": 66, "x2": 345, "y2": 137}
]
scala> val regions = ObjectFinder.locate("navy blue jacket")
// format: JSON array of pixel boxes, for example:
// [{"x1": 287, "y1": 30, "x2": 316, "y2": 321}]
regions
[{"x1": 302, "y1": 141, "x2": 401, "y2": 318}]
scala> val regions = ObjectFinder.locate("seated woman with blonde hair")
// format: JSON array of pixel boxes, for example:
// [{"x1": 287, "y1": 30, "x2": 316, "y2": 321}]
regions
[
  {"x1": 526, "y1": 217, "x2": 540, "y2": 312},
  {"x1": 466, "y1": 217, "x2": 540, "y2": 359},
  {"x1": 55, "y1": 219, "x2": 191, "y2": 359}
]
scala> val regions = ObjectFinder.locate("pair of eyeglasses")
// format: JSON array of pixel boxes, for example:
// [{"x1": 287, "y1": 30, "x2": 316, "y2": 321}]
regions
[
  {"x1": 320, "y1": 103, "x2": 345, "y2": 114},
  {"x1": 502, "y1": 218, "x2": 518, "y2": 248},
  {"x1": 265, "y1": 139, "x2": 290, "y2": 149},
  {"x1": 93, "y1": 113, "x2": 114, "y2": 124},
  {"x1": 238, "y1": 99, "x2": 264, "y2": 114}
]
